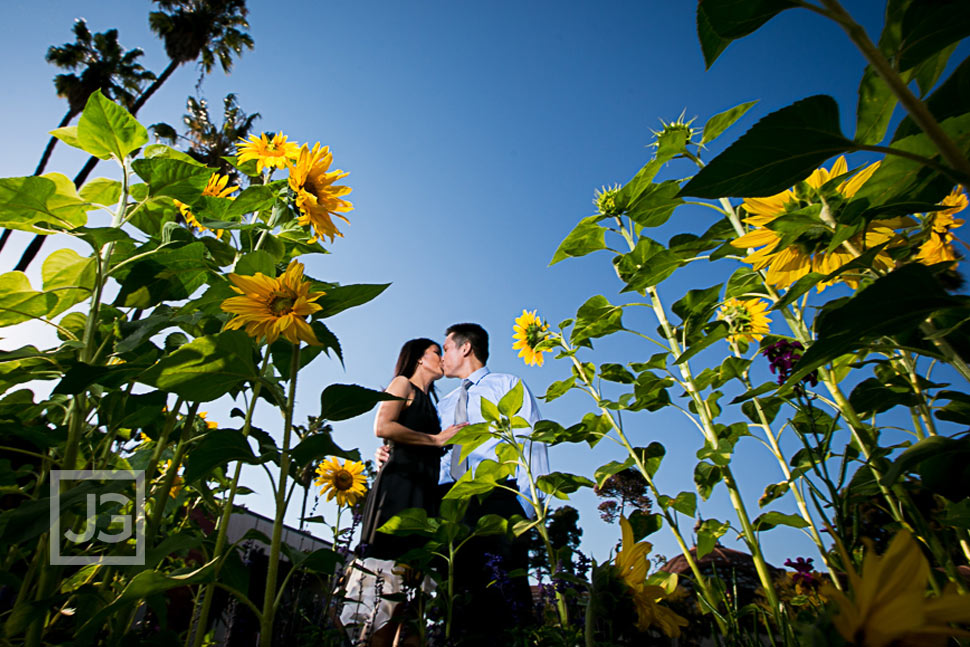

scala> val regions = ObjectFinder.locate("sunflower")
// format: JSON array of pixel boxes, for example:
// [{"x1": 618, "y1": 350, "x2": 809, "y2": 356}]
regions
[
  {"x1": 613, "y1": 516, "x2": 688, "y2": 637},
  {"x1": 159, "y1": 460, "x2": 183, "y2": 498},
  {"x1": 287, "y1": 143, "x2": 354, "y2": 244},
  {"x1": 236, "y1": 132, "x2": 300, "y2": 174},
  {"x1": 221, "y1": 260, "x2": 324, "y2": 346},
  {"x1": 315, "y1": 457, "x2": 367, "y2": 507},
  {"x1": 512, "y1": 309, "x2": 550, "y2": 367},
  {"x1": 198, "y1": 411, "x2": 219, "y2": 430},
  {"x1": 914, "y1": 186, "x2": 967, "y2": 267},
  {"x1": 718, "y1": 298, "x2": 771, "y2": 343},
  {"x1": 731, "y1": 157, "x2": 898, "y2": 290},
  {"x1": 821, "y1": 529, "x2": 970, "y2": 647},
  {"x1": 175, "y1": 173, "x2": 238, "y2": 237}
]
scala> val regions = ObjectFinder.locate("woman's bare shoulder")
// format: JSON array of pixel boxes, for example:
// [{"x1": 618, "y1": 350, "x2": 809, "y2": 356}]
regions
[{"x1": 385, "y1": 375, "x2": 414, "y2": 396}]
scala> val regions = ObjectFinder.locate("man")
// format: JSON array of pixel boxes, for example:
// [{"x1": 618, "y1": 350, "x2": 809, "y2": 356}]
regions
[
  {"x1": 377, "y1": 323, "x2": 549, "y2": 642},
  {"x1": 437, "y1": 322, "x2": 548, "y2": 642}
]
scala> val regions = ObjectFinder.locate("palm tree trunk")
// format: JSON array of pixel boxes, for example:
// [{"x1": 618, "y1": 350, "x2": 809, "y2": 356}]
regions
[
  {"x1": 0, "y1": 111, "x2": 75, "y2": 257},
  {"x1": 34, "y1": 110, "x2": 76, "y2": 176},
  {"x1": 13, "y1": 61, "x2": 181, "y2": 272},
  {"x1": 130, "y1": 59, "x2": 178, "y2": 116}
]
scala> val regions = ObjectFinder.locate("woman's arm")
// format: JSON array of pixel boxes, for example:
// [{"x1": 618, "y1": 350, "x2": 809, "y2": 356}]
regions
[{"x1": 374, "y1": 376, "x2": 461, "y2": 447}]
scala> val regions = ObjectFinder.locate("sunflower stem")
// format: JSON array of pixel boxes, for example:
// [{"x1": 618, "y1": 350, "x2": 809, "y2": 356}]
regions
[
  {"x1": 612, "y1": 200, "x2": 783, "y2": 615},
  {"x1": 147, "y1": 403, "x2": 198, "y2": 541},
  {"x1": 190, "y1": 350, "x2": 271, "y2": 647},
  {"x1": 259, "y1": 344, "x2": 301, "y2": 647},
  {"x1": 729, "y1": 342, "x2": 842, "y2": 589},
  {"x1": 816, "y1": 0, "x2": 970, "y2": 187},
  {"x1": 646, "y1": 285, "x2": 784, "y2": 619},
  {"x1": 560, "y1": 339, "x2": 728, "y2": 633}
]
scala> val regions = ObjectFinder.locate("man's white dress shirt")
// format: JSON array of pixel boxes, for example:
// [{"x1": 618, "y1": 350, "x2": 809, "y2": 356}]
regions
[{"x1": 437, "y1": 367, "x2": 550, "y2": 508}]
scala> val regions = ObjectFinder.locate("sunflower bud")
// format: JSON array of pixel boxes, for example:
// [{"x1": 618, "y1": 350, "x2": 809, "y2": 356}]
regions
[
  {"x1": 594, "y1": 184, "x2": 623, "y2": 218},
  {"x1": 650, "y1": 113, "x2": 696, "y2": 158}
]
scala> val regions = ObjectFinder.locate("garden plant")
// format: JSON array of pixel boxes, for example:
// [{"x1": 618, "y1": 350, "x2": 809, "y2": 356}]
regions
[{"x1": 1, "y1": 0, "x2": 970, "y2": 645}]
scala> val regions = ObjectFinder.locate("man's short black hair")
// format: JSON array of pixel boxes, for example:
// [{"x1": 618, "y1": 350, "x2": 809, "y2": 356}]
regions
[{"x1": 446, "y1": 323, "x2": 489, "y2": 364}]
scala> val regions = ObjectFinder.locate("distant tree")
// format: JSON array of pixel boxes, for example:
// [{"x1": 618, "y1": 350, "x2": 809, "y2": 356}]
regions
[
  {"x1": 594, "y1": 468, "x2": 652, "y2": 523},
  {"x1": 153, "y1": 93, "x2": 260, "y2": 182},
  {"x1": 527, "y1": 505, "x2": 583, "y2": 577},
  {"x1": 38, "y1": 20, "x2": 155, "y2": 177},
  {"x1": 0, "y1": 20, "x2": 153, "y2": 255},
  {"x1": 139, "y1": 0, "x2": 254, "y2": 114},
  {"x1": 14, "y1": 0, "x2": 255, "y2": 271}
]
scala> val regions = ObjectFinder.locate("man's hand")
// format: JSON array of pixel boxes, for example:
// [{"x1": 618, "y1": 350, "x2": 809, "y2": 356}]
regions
[{"x1": 375, "y1": 443, "x2": 390, "y2": 467}]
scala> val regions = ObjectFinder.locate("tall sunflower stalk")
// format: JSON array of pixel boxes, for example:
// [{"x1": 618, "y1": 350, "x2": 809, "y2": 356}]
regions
[
  {"x1": 25, "y1": 148, "x2": 136, "y2": 647},
  {"x1": 722, "y1": 327, "x2": 842, "y2": 588},
  {"x1": 713, "y1": 166, "x2": 970, "y2": 590},
  {"x1": 524, "y1": 320, "x2": 730, "y2": 631},
  {"x1": 602, "y1": 212, "x2": 784, "y2": 615},
  {"x1": 216, "y1": 259, "x2": 323, "y2": 645},
  {"x1": 259, "y1": 344, "x2": 301, "y2": 647},
  {"x1": 189, "y1": 348, "x2": 272, "y2": 647}
]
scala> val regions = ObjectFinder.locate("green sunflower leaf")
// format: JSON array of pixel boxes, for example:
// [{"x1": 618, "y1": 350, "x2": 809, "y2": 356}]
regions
[
  {"x1": 696, "y1": 0, "x2": 799, "y2": 67},
  {"x1": 131, "y1": 158, "x2": 213, "y2": 203},
  {"x1": 315, "y1": 283, "x2": 390, "y2": 318},
  {"x1": 75, "y1": 90, "x2": 148, "y2": 161},
  {"x1": 41, "y1": 248, "x2": 96, "y2": 316},
  {"x1": 696, "y1": 518, "x2": 731, "y2": 558},
  {"x1": 752, "y1": 511, "x2": 809, "y2": 531},
  {"x1": 290, "y1": 433, "x2": 360, "y2": 469},
  {"x1": 183, "y1": 430, "x2": 264, "y2": 483},
  {"x1": 0, "y1": 273, "x2": 57, "y2": 327},
  {"x1": 679, "y1": 95, "x2": 853, "y2": 199},
  {"x1": 701, "y1": 100, "x2": 758, "y2": 145},
  {"x1": 788, "y1": 263, "x2": 970, "y2": 386},
  {"x1": 550, "y1": 215, "x2": 607, "y2": 265},
  {"x1": 0, "y1": 174, "x2": 90, "y2": 234},
  {"x1": 319, "y1": 383, "x2": 400, "y2": 421},
  {"x1": 897, "y1": 0, "x2": 970, "y2": 72},
  {"x1": 139, "y1": 330, "x2": 257, "y2": 402},
  {"x1": 570, "y1": 295, "x2": 624, "y2": 348}
]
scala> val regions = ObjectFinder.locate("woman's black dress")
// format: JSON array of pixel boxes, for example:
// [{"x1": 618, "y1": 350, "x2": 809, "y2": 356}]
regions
[{"x1": 358, "y1": 385, "x2": 442, "y2": 560}]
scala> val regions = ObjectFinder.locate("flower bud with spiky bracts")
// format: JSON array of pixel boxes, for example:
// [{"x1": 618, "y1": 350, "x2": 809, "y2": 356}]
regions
[
  {"x1": 593, "y1": 183, "x2": 623, "y2": 218},
  {"x1": 650, "y1": 111, "x2": 697, "y2": 157}
]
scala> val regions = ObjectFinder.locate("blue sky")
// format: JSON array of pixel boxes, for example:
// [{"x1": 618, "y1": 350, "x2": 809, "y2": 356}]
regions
[{"x1": 2, "y1": 1, "x2": 962, "y2": 570}]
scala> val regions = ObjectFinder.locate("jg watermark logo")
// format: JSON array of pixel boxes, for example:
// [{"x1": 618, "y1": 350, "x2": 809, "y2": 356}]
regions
[{"x1": 49, "y1": 470, "x2": 146, "y2": 566}]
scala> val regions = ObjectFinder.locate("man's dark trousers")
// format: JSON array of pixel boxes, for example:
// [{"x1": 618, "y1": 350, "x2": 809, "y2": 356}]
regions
[{"x1": 440, "y1": 481, "x2": 534, "y2": 644}]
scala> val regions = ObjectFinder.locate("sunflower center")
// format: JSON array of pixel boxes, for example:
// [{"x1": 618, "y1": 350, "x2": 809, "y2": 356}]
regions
[
  {"x1": 333, "y1": 469, "x2": 354, "y2": 491},
  {"x1": 525, "y1": 322, "x2": 547, "y2": 347},
  {"x1": 268, "y1": 295, "x2": 296, "y2": 315},
  {"x1": 303, "y1": 173, "x2": 323, "y2": 196},
  {"x1": 722, "y1": 305, "x2": 752, "y2": 330}
]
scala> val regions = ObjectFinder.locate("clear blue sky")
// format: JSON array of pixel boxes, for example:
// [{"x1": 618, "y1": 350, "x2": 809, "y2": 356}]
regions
[{"x1": 2, "y1": 1, "x2": 961, "y2": 569}]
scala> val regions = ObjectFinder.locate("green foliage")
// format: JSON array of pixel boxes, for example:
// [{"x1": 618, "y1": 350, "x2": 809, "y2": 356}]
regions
[
  {"x1": 0, "y1": 90, "x2": 394, "y2": 645},
  {"x1": 318, "y1": 383, "x2": 399, "y2": 421},
  {"x1": 790, "y1": 264, "x2": 970, "y2": 384},
  {"x1": 680, "y1": 95, "x2": 852, "y2": 199},
  {"x1": 0, "y1": 174, "x2": 92, "y2": 234},
  {"x1": 72, "y1": 90, "x2": 149, "y2": 161}
]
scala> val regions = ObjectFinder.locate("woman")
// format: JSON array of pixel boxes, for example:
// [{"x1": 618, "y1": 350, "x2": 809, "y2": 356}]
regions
[{"x1": 342, "y1": 338, "x2": 464, "y2": 646}]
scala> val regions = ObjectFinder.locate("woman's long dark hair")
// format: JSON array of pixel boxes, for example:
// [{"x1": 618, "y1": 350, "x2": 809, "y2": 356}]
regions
[{"x1": 394, "y1": 338, "x2": 440, "y2": 401}]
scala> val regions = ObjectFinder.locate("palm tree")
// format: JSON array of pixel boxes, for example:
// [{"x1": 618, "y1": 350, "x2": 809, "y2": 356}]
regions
[
  {"x1": 38, "y1": 20, "x2": 155, "y2": 176},
  {"x1": 0, "y1": 20, "x2": 153, "y2": 255},
  {"x1": 13, "y1": 0, "x2": 254, "y2": 271},
  {"x1": 181, "y1": 93, "x2": 260, "y2": 181}
]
